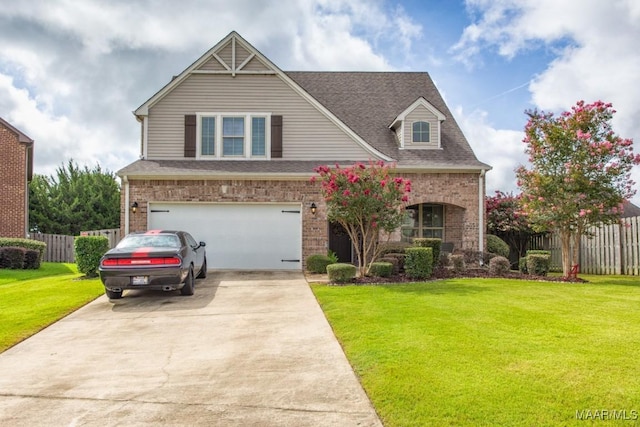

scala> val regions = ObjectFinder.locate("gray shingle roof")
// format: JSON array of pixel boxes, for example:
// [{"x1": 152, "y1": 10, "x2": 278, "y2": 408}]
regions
[{"x1": 286, "y1": 71, "x2": 490, "y2": 170}]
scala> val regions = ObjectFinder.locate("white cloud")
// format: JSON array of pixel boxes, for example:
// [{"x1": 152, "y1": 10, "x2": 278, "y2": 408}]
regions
[
  {"x1": 0, "y1": 0, "x2": 423, "y2": 178},
  {"x1": 455, "y1": 107, "x2": 526, "y2": 196},
  {"x1": 453, "y1": 0, "x2": 640, "y2": 204}
]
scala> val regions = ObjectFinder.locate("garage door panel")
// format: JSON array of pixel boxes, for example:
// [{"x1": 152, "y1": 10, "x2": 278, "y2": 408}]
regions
[{"x1": 148, "y1": 203, "x2": 301, "y2": 270}]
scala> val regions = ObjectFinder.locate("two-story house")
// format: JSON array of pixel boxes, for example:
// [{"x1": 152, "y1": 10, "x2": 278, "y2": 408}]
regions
[
  {"x1": 0, "y1": 118, "x2": 34, "y2": 238},
  {"x1": 118, "y1": 31, "x2": 491, "y2": 270}
]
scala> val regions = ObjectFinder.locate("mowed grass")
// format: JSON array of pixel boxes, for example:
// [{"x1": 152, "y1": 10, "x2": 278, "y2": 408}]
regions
[
  {"x1": 0, "y1": 263, "x2": 104, "y2": 352},
  {"x1": 312, "y1": 275, "x2": 640, "y2": 426}
]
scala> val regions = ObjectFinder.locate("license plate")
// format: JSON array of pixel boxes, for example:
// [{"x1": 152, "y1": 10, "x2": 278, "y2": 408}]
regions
[{"x1": 132, "y1": 276, "x2": 149, "y2": 285}]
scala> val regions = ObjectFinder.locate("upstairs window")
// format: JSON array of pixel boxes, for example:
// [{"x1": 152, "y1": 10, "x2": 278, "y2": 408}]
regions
[
  {"x1": 201, "y1": 117, "x2": 216, "y2": 156},
  {"x1": 251, "y1": 117, "x2": 266, "y2": 156},
  {"x1": 412, "y1": 121, "x2": 430, "y2": 143},
  {"x1": 222, "y1": 117, "x2": 245, "y2": 156}
]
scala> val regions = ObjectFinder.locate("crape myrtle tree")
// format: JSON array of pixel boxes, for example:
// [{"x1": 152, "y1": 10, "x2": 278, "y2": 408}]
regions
[
  {"x1": 516, "y1": 100, "x2": 640, "y2": 277},
  {"x1": 313, "y1": 161, "x2": 411, "y2": 277},
  {"x1": 486, "y1": 191, "x2": 536, "y2": 262},
  {"x1": 29, "y1": 160, "x2": 120, "y2": 235}
]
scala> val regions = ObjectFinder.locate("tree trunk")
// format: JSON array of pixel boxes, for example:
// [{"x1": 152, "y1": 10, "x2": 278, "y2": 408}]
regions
[{"x1": 560, "y1": 230, "x2": 572, "y2": 277}]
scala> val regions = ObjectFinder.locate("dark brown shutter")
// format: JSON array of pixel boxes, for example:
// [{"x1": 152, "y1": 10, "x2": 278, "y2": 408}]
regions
[
  {"x1": 271, "y1": 115, "x2": 283, "y2": 158},
  {"x1": 184, "y1": 115, "x2": 196, "y2": 158}
]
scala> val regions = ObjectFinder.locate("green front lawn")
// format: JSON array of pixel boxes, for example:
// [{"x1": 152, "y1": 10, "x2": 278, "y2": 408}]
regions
[
  {"x1": 312, "y1": 275, "x2": 640, "y2": 426},
  {"x1": 0, "y1": 263, "x2": 104, "y2": 352}
]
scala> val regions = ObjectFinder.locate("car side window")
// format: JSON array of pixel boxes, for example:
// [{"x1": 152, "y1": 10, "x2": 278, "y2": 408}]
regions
[{"x1": 185, "y1": 233, "x2": 198, "y2": 248}]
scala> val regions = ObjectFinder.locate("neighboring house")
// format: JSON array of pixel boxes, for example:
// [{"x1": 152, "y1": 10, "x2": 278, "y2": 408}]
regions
[
  {"x1": 0, "y1": 118, "x2": 34, "y2": 238},
  {"x1": 119, "y1": 31, "x2": 491, "y2": 270}
]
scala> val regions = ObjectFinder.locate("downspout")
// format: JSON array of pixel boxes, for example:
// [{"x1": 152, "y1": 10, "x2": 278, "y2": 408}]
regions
[
  {"x1": 478, "y1": 169, "x2": 486, "y2": 265},
  {"x1": 123, "y1": 175, "x2": 130, "y2": 235}
]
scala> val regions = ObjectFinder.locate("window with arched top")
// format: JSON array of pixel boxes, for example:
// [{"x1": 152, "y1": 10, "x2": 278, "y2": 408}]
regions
[{"x1": 412, "y1": 121, "x2": 430, "y2": 143}]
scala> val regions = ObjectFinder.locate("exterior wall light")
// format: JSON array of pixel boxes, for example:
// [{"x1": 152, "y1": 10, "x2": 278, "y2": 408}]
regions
[
  {"x1": 310, "y1": 202, "x2": 317, "y2": 215},
  {"x1": 131, "y1": 201, "x2": 139, "y2": 213}
]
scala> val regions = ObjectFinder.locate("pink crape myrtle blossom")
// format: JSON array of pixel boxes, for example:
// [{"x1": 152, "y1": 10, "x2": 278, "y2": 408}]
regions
[
  {"x1": 515, "y1": 100, "x2": 640, "y2": 277},
  {"x1": 313, "y1": 160, "x2": 411, "y2": 277}
]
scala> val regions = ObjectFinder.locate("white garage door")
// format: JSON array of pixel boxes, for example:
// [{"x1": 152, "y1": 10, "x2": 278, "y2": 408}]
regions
[{"x1": 148, "y1": 203, "x2": 302, "y2": 270}]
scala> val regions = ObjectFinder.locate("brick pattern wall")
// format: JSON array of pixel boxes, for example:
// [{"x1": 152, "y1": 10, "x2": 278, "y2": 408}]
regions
[
  {"x1": 0, "y1": 124, "x2": 27, "y2": 238},
  {"x1": 123, "y1": 171, "x2": 485, "y2": 269}
]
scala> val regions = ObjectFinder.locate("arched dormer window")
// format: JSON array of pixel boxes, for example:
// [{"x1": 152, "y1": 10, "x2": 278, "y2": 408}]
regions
[{"x1": 412, "y1": 121, "x2": 430, "y2": 143}]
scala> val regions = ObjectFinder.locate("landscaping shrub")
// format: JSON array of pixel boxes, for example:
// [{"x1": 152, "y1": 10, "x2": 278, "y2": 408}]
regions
[
  {"x1": 526, "y1": 254, "x2": 551, "y2": 276},
  {"x1": 413, "y1": 238, "x2": 441, "y2": 266},
  {"x1": 327, "y1": 263, "x2": 356, "y2": 283},
  {"x1": 0, "y1": 247, "x2": 26, "y2": 269},
  {"x1": 306, "y1": 254, "x2": 334, "y2": 274},
  {"x1": 378, "y1": 241, "x2": 411, "y2": 256},
  {"x1": 327, "y1": 250, "x2": 339, "y2": 264},
  {"x1": 368, "y1": 262, "x2": 393, "y2": 278},
  {"x1": 378, "y1": 256, "x2": 400, "y2": 274},
  {"x1": 439, "y1": 252, "x2": 451, "y2": 267},
  {"x1": 519, "y1": 257, "x2": 528, "y2": 274},
  {"x1": 405, "y1": 247, "x2": 433, "y2": 279},
  {"x1": 489, "y1": 256, "x2": 511, "y2": 276},
  {"x1": 0, "y1": 238, "x2": 46, "y2": 265},
  {"x1": 380, "y1": 252, "x2": 405, "y2": 272},
  {"x1": 459, "y1": 249, "x2": 496, "y2": 266},
  {"x1": 451, "y1": 254, "x2": 466, "y2": 273},
  {"x1": 23, "y1": 249, "x2": 41, "y2": 269},
  {"x1": 487, "y1": 234, "x2": 510, "y2": 258},
  {"x1": 74, "y1": 236, "x2": 109, "y2": 278}
]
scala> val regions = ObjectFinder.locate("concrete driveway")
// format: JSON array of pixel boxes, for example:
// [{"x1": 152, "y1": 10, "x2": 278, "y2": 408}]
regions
[{"x1": 0, "y1": 271, "x2": 381, "y2": 426}]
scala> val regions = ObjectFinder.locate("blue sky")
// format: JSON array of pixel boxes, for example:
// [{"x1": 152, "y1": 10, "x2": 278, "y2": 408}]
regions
[{"x1": 1, "y1": 0, "x2": 639, "y2": 203}]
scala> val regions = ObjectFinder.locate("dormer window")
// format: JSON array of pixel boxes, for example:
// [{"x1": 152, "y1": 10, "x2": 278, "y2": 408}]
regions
[
  {"x1": 390, "y1": 97, "x2": 445, "y2": 150},
  {"x1": 412, "y1": 121, "x2": 430, "y2": 143}
]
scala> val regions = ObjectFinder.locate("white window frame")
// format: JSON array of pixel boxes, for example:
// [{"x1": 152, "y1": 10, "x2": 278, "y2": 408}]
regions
[
  {"x1": 412, "y1": 121, "x2": 431, "y2": 143},
  {"x1": 196, "y1": 112, "x2": 271, "y2": 160}
]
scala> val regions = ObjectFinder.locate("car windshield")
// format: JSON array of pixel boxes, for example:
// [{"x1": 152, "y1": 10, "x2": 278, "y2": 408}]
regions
[{"x1": 116, "y1": 234, "x2": 181, "y2": 249}]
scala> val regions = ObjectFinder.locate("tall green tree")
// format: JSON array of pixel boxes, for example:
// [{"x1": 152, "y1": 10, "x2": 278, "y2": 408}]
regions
[
  {"x1": 29, "y1": 160, "x2": 120, "y2": 235},
  {"x1": 516, "y1": 100, "x2": 640, "y2": 277},
  {"x1": 313, "y1": 161, "x2": 411, "y2": 276}
]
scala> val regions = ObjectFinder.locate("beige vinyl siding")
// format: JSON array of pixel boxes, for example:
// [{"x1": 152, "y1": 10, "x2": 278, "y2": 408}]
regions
[
  {"x1": 146, "y1": 74, "x2": 372, "y2": 159},
  {"x1": 199, "y1": 57, "x2": 227, "y2": 71},
  {"x1": 404, "y1": 105, "x2": 440, "y2": 147}
]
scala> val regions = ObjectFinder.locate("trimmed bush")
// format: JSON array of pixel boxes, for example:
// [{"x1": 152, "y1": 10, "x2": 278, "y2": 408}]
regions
[
  {"x1": 527, "y1": 254, "x2": 551, "y2": 276},
  {"x1": 489, "y1": 256, "x2": 511, "y2": 276},
  {"x1": 381, "y1": 252, "x2": 405, "y2": 272},
  {"x1": 368, "y1": 262, "x2": 393, "y2": 278},
  {"x1": 378, "y1": 256, "x2": 400, "y2": 274},
  {"x1": 451, "y1": 254, "x2": 466, "y2": 273},
  {"x1": 413, "y1": 238, "x2": 441, "y2": 266},
  {"x1": 0, "y1": 247, "x2": 26, "y2": 269},
  {"x1": 306, "y1": 254, "x2": 333, "y2": 274},
  {"x1": 23, "y1": 249, "x2": 41, "y2": 269},
  {"x1": 378, "y1": 241, "x2": 411, "y2": 256},
  {"x1": 487, "y1": 234, "x2": 510, "y2": 258},
  {"x1": 405, "y1": 247, "x2": 433, "y2": 279},
  {"x1": 327, "y1": 263, "x2": 357, "y2": 283},
  {"x1": 459, "y1": 249, "x2": 496, "y2": 266},
  {"x1": 519, "y1": 257, "x2": 528, "y2": 274},
  {"x1": 74, "y1": 236, "x2": 109, "y2": 278},
  {"x1": 0, "y1": 238, "x2": 46, "y2": 265}
]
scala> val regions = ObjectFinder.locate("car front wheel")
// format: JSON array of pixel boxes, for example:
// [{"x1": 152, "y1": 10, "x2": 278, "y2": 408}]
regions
[{"x1": 180, "y1": 267, "x2": 195, "y2": 296}]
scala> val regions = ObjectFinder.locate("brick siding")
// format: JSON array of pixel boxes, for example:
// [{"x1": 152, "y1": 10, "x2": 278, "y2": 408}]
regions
[
  {"x1": 0, "y1": 124, "x2": 28, "y2": 238},
  {"x1": 123, "y1": 172, "x2": 484, "y2": 268}
]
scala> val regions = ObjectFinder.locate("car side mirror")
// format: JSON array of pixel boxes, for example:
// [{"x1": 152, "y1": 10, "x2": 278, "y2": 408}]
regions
[{"x1": 199, "y1": 241, "x2": 206, "y2": 248}]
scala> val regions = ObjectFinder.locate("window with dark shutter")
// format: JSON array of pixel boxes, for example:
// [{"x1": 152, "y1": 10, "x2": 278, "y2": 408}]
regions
[
  {"x1": 184, "y1": 115, "x2": 196, "y2": 157},
  {"x1": 271, "y1": 115, "x2": 282, "y2": 158}
]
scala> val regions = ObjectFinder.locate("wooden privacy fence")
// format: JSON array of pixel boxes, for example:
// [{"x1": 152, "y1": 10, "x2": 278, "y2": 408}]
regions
[
  {"x1": 530, "y1": 216, "x2": 640, "y2": 275},
  {"x1": 30, "y1": 228, "x2": 121, "y2": 263}
]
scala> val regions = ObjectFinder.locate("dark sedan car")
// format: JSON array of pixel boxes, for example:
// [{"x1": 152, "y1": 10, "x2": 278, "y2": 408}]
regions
[{"x1": 99, "y1": 230, "x2": 207, "y2": 300}]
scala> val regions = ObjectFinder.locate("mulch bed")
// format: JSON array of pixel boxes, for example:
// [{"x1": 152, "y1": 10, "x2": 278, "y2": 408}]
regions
[{"x1": 349, "y1": 266, "x2": 587, "y2": 285}]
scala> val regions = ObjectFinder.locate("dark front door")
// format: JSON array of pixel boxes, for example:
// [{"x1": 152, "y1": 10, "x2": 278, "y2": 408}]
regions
[{"x1": 328, "y1": 222, "x2": 352, "y2": 263}]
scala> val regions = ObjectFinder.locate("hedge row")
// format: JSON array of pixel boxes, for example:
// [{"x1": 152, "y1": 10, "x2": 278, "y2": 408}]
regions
[{"x1": 0, "y1": 238, "x2": 46, "y2": 270}]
